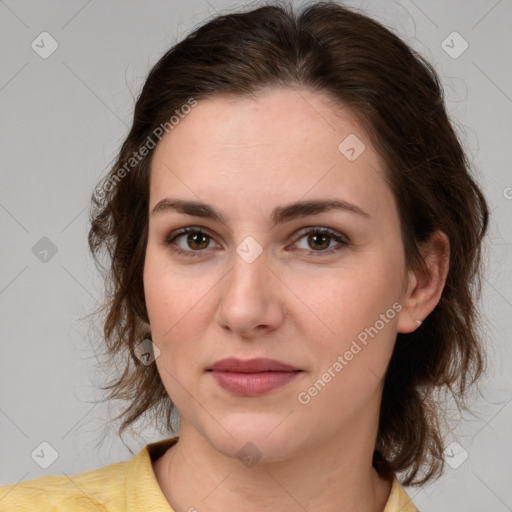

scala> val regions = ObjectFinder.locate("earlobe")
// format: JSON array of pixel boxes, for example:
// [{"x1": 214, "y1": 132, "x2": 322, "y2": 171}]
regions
[{"x1": 397, "y1": 230, "x2": 450, "y2": 334}]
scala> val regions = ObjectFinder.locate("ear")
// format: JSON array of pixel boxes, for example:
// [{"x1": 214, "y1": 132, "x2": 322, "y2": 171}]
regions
[{"x1": 397, "y1": 230, "x2": 450, "y2": 334}]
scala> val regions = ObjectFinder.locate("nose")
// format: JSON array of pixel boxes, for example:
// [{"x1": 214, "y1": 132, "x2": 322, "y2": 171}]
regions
[{"x1": 215, "y1": 246, "x2": 286, "y2": 337}]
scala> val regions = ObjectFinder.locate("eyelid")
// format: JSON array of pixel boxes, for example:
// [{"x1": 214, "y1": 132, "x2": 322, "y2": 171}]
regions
[
  {"x1": 292, "y1": 226, "x2": 348, "y2": 243},
  {"x1": 163, "y1": 225, "x2": 221, "y2": 256},
  {"x1": 164, "y1": 225, "x2": 349, "y2": 257}
]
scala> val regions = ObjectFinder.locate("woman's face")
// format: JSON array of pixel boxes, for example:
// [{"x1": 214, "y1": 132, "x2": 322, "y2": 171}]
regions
[{"x1": 144, "y1": 87, "x2": 416, "y2": 461}]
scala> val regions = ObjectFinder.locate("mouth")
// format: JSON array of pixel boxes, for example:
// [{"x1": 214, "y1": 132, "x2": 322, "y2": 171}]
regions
[
  {"x1": 208, "y1": 357, "x2": 301, "y2": 373},
  {"x1": 207, "y1": 358, "x2": 302, "y2": 396}
]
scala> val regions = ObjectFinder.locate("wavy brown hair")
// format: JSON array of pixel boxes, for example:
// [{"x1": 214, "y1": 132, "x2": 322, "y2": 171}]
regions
[{"x1": 88, "y1": 0, "x2": 490, "y2": 486}]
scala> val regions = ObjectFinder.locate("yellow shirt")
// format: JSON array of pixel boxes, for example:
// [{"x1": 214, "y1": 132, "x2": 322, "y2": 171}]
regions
[{"x1": 0, "y1": 436, "x2": 418, "y2": 511}]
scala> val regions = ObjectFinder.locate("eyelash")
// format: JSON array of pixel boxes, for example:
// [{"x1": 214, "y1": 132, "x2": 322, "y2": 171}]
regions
[{"x1": 163, "y1": 226, "x2": 349, "y2": 258}]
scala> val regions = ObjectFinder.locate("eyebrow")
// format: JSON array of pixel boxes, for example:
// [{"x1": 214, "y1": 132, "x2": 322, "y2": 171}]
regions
[{"x1": 151, "y1": 197, "x2": 370, "y2": 225}]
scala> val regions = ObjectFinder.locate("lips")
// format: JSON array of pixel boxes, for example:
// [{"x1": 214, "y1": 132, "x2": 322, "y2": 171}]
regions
[
  {"x1": 208, "y1": 357, "x2": 300, "y2": 373},
  {"x1": 207, "y1": 358, "x2": 302, "y2": 396}
]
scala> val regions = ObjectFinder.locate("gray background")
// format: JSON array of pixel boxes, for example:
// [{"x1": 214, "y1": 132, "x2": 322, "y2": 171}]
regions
[{"x1": 1, "y1": 0, "x2": 511, "y2": 510}]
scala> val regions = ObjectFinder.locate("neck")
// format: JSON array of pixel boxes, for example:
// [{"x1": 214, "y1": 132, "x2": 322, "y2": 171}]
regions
[{"x1": 153, "y1": 397, "x2": 392, "y2": 512}]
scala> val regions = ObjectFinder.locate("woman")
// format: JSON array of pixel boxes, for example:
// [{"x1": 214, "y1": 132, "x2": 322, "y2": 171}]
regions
[{"x1": 0, "y1": 1, "x2": 489, "y2": 511}]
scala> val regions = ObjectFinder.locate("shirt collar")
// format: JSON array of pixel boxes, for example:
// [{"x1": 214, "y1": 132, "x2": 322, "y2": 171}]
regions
[{"x1": 128, "y1": 436, "x2": 418, "y2": 512}]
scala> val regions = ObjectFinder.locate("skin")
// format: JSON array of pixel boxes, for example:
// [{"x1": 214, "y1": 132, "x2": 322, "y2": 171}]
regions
[{"x1": 143, "y1": 86, "x2": 449, "y2": 512}]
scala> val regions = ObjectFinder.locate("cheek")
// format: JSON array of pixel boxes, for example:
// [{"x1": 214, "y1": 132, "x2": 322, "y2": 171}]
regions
[
  {"x1": 293, "y1": 272, "x2": 399, "y2": 422},
  {"x1": 287, "y1": 259, "x2": 402, "y2": 401},
  {"x1": 143, "y1": 247, "x2": 215, "y2": 338},
  {"x1": 288, "y1": 258, "x2": 400, "y2": 341},
  {"x1": 143, "y1": 250, "x2": 217, "y2": 394}
]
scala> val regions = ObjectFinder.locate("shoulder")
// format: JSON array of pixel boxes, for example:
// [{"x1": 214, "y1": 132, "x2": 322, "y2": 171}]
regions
[
  {"x1": 383, "y1": 475, "x2": 419, "y2": 512},
  {"x1": 0, "y1": 457, "x2": 130, "y2": 511},
  {"x1": 0, "y1": 437, "x2": 179, "y2": 512}
]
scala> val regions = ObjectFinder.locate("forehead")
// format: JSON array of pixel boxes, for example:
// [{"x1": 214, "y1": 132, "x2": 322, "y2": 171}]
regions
[{"x1": 149, "y1": 87, "x2": 393, "y2": 222}]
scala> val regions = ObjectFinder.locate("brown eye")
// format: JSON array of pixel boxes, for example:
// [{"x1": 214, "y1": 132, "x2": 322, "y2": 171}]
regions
[
  {"x1": 164, "y1": 226, "x2": 348, "y2": 259},
  {"x1": 292, "y1": 227, "x2": 349, "y2": 257},
  {"x1": 307, "y1": 233, "x2": 331, "y2": 251},
  {"x1": 164, "y1": 227, "x2": 218, "y2": 258},
  {"x1": 186, "y1": 231, "x2": 210, "y2": 250}
]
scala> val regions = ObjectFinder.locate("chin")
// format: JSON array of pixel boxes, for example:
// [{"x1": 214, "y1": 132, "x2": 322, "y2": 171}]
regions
[{"x1": 203, "y1": 416, "x2": 303, "y2": 465}]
